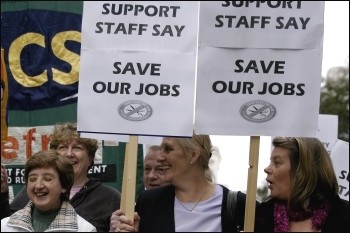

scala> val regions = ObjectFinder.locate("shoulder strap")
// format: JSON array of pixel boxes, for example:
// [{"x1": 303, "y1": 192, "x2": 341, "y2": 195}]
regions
[{"x1": 227, "y1": 190, "x2": 239, "y2": 231}]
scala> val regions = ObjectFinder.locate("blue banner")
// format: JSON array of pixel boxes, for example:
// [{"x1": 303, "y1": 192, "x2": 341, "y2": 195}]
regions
[{"x1": 1, "y1": 9, "x2": 81, "y2": 110}]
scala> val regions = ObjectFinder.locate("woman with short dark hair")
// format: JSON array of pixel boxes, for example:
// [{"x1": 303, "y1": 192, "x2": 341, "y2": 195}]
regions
[{"x1": 1, "y1": 150, "x2": 96, "y2": 232}]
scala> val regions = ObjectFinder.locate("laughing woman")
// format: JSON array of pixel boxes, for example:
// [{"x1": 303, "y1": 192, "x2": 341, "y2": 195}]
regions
[
  {"x1": 1, "y1": 123, "x2": 121, "y2": 231},
  {"x1": 1, "y1": 150, "x2": 96, "y2": 232}
]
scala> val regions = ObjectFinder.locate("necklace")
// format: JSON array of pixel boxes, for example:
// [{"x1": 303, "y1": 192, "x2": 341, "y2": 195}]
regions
[{"x1": 176, "y1": 190, "x2": 206, "y2": 212}]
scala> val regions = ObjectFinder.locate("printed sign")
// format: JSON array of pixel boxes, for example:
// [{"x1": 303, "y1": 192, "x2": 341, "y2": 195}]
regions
[
  {"x1": 78, "y1": 2, "x2": 198, "y2": 138},
  {"x1": 330, "y1": 140, "x2": 349, "y2": 201},
  {"x1": 316, "y1": 114, "x2": 338, "y2": 154},
  {"x1": 199, "y1": 1, "x2": 324, "y2": 49},
  {"x1": 195, "y1": 2, "x2": 324, "y2": 136}
]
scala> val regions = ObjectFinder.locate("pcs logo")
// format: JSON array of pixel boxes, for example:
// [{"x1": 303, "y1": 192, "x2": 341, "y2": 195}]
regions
[
  {"x1": 240, "y1": 100, "x2": 276, "y2": 123},
  {"x1": 118, "y1": 100, "x2": 153, "y2": 121},
  {"x1": 1, "y1": 9, "x2": 82, "y2": 110}
]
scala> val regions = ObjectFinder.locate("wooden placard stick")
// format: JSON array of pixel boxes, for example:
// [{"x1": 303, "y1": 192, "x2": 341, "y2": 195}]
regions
[
  {"x1": 243, "y1": 136, "x2": 260, "y2": 232},
  {"x1": 120, "y1": 135, "x2": 139, "y2": 219},
  {"x1": 120, "y1": 141, "x2": 129, "y2": 211}
]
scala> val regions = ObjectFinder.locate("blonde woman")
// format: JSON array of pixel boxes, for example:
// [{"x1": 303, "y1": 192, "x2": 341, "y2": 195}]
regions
[{"x1": 110, "y1": 133, "x2": 252, "y2": 232}]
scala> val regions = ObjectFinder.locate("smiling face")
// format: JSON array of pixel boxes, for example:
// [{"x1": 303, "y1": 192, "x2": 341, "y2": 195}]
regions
[
  {"x1": 143, "y1": 149, "x2": 169, "y2": 189},
  {"x1": 56, "y1": 139, "x2": 91, "y2": 183},
  {"x1": 157, "y1": 137, "x2": 192, "y2": 184},
  {"x1": 264, "y1": 147, "x2": 291, "y2": 200},
  {"x1": 27, "y1": 166, "x2": 65, "y2": 211}
]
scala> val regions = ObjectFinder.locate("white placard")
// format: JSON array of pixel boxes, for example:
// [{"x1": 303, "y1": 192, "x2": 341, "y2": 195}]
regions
[
  {"x1": 199, "y1": 1, "x2": 324, "y2": 49},
  {"x1": 330, "y1": 139, "x2": 349, "y2": 201},
  {"x1": 78, "y1": 51, "x2": 195, "y2": 137},
  {"x1": 81, "y1": 1, "x2": 199, "y2": 53},
  {"x1": 195, "y1": 48, "x2": 322, "y2": 136},
  {"x1": 78, "y1": 2, "x2": 198, "y2": 137},
  {"x1": 316, "y1": 114, "x2": 338, "y2": 154}
]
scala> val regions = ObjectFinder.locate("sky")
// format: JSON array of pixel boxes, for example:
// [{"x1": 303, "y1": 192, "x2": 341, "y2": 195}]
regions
[{"x1": 213, "y1": 1, "x2": 350, "y2": 192}]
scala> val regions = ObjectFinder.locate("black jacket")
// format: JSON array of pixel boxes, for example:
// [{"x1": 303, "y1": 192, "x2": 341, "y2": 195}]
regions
[
  {"x1": 0, "y1": 192, "x2": 11, "y2": 220},
  {"x1": 254, "y1": 195, "x2": 349, "y2": 232},
  {"x1": 135, "y1": 184, "x2": 249, "y2": 232}
]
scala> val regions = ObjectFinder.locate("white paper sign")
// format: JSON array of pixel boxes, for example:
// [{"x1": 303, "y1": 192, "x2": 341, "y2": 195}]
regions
[
  {"x1": 316, "y1": 114, "x2": 338, "y2": 154},
  {"x1": 330, "y1": 140, "x2": 349, "y2": 201},
  {"x1": 195, "y1": 48, "x2": 322, "y2": 136},
  {"x1": 81, "y1": 1, "x2": 198, "y2": 52},
  {"x1": 195, "y1": 2, "x2": 324, "y2": 136},
  {"x1": 199, "y1": 1, "x2": 324, "y2": 49},
  {"x1": 78, "y1": 51, "x2": 196, "y2": 137},
  {"x1": 78, "y1": 2, "x2": 198, "y2": 137}
]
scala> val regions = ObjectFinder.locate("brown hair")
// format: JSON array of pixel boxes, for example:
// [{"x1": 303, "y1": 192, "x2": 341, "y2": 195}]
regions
[
  {"x1": 272, "y1": 137, "x2": 339, "y2": 212},
  {"x1": 25, "y1": 150, "x2": 74, "y2": 201},
  {"x1": 49, "y1": 122, "x2": 98, "y2": 170}
]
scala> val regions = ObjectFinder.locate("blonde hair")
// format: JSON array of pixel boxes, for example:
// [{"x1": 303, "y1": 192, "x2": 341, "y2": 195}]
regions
[{"x1": 174, "y1": 133, "x2": 220, "y2": 182}]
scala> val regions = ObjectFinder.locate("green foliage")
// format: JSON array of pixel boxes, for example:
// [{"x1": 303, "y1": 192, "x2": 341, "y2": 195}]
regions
[{"x1": 320, "y1": 65, "x2": 349, "y2": 141}]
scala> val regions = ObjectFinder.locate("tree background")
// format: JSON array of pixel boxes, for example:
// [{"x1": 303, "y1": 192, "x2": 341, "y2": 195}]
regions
[{"x1": 320, "y1": 63, "x2": 349, "y2": 142}]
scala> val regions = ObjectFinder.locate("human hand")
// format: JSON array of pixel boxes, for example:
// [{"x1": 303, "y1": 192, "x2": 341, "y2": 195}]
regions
[
  {"x1": 110, "y1": 209, "x2": 140, "y2": 232},
  {"x1": 1, "y1": 164, "x2": 9, "y2": 193}
]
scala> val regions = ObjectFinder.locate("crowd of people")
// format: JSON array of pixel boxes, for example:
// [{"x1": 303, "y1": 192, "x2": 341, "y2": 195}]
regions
[
  {"x1": 1, "y1": 123, "x2": 349, "y2": 232},
  {"x1": 1, "y1": 123, "x2": 121, "y2": 232}
]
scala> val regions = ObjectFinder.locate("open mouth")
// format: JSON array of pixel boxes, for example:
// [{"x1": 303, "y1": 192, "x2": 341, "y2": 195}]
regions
[
  {"x1": 69, "y1": 161, "x2": 78, "y2": 166},
  {"x1": 266, "y1": 179, "x2": 272, "y2": 188},
  {"x1": 35, "y1": 192, "x2": 48, "y2": 197}
]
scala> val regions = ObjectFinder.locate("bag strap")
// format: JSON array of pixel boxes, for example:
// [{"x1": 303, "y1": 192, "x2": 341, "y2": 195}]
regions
[{"x1": 227, "y1": 190, "x2": 240, "y2": 231}]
